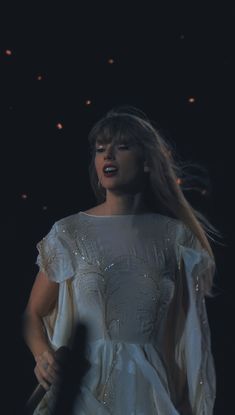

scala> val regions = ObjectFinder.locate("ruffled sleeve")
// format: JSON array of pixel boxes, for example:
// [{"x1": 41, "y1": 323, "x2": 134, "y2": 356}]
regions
[
  {"x1": 35, "y1": 222, "x2": 76, "y2": 283},
  {"x1": 35, "y1": 221, "x2": 77, "y2": 349},
  {"x1": 164, "y1": 222, "x2": 216, "y2": 415}
]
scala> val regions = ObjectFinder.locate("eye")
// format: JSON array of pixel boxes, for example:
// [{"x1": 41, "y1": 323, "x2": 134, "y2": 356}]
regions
[
  {"x1": 95, "y1": 143, "x2": 130, "y2": 153},
  {"x1": 95, "y1": 144, "x2": 129, "y2": 152}
]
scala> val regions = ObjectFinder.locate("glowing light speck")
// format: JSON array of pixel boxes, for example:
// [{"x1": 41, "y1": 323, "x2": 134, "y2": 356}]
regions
[
  {"x1": 56, "y1": 123, "x2": 63, "y2": 129},
  {"x1": 5, "y1": 49, "x2": 12, "y2": 56},
  {"x1": 37, "y1": 75, "x2": 43, "y2": 81},
  {"x1": 85, "y1": 100, "x2": 92, "y2": 106},
  {"x1": 21, "y1": 194, "x2": 28, "y2": 199},
  {"x1": 176, "y1": 178, "x2": 182, "y2": 185},
  {"x1": 108, "y1": 58, "x2": 114, "y2": 64},
  {"x1": 188, "y1": 97, "x2": 196, "y2": 103}
]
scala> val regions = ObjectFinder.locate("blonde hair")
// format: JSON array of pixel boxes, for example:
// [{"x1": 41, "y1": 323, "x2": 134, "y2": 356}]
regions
[{"x1": 87, "y1": 105, "x2": 223, "y2": 297}]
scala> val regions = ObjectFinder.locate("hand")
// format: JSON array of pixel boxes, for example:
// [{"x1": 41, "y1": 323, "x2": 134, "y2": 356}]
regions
[{"x1": 34, "y1": 349, "x2": 61, "y2": 391}]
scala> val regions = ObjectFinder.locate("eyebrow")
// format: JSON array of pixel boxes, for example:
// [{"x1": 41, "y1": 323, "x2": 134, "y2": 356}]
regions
[{"x1": 95, "y1": 138, "x2": 132, "y2": 146}]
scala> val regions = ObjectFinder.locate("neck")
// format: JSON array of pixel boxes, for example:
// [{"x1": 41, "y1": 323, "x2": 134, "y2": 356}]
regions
[{"x1": 101, "y1": 191, "x2": 149, "y2": 215}]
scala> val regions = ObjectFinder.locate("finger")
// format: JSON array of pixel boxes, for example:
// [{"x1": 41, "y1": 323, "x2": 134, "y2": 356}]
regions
[
  {"x1": 48, "y1": 372, "x2": 60, "y2": 385},
  {"x1": 52, "y1": 361, "x2": 61, "y2": 372},
  {"x1": 40, "y1": 380, "x2": 51, "y2": 391},
  {"x1": 34, "y1": 367, "x2": 51, "y2": 390},
  {"x1": 42, "y1": 361, "x2": 59, "y2": 381},
  {"x1": 36, "y1": 362, "x2": 54, "y2": 384},
  {"x1": 44, "y1": 352, "x2": 61, "y2": 373},
  {"x1": 47, "y1": 366, "x2": 60, "y2": 380},
  {"x1": 36, "y1": 375, "x2": 51, "y2": 391},
  {"x1": 41, "y1": 367, "x2": 55, "y2": 384},
  {"x1": 36, "y1": 350, "x2": 54, "y2": 365},
  {"x1": 45, "y1": 368, "x2": 58, "y2": 384}
]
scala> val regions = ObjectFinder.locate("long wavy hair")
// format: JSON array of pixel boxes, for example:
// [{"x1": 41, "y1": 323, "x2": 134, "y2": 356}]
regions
[{"x1": 87, "y1": 105, "x2": 222, "y2": 297}]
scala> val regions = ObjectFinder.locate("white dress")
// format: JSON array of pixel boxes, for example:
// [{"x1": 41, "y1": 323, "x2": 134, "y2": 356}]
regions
[{"x1": 33, "y1": 211, "x2": 216, "y2": 415}]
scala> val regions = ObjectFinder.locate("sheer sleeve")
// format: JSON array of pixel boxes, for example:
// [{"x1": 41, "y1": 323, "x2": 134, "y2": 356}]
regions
[{"x1": 164, "y1": 222, "x2": 216, "y2": 415}]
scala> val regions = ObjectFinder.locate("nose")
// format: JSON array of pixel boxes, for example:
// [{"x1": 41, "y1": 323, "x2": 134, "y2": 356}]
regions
[{"x1": 104, "y1": 144, "x2": 115, "y2": 160}]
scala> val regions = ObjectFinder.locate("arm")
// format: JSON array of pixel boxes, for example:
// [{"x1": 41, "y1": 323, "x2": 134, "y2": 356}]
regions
[
  {"x1": 173, "y1": 224, "x2": 216, "y2": 415},
  {"x1": 22, "y1": 271, "x2": 60, "y2": 390},
  {"x1": 163, "y1": 258, "x2": 194, "y2": 414}
]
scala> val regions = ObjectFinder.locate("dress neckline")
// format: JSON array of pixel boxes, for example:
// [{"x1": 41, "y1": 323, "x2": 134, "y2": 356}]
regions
[{"x1": 79, "y1": 211, "x2": 155, "y2": 218}]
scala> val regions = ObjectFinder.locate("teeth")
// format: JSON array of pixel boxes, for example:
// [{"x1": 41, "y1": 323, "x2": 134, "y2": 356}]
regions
[{"x1": 104, "y1": 167, "x2": 117, "y2": 172}]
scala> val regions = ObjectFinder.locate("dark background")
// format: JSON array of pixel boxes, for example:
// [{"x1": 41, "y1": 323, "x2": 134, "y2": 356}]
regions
[{"x1": 1, "y1": 2, "x2": 234, "y2": 413}]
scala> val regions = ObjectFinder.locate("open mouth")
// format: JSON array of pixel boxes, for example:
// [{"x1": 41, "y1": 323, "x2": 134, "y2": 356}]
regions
[
  {"x1": 103, "y1": 170, "x2": 118, "y2": 177},
  {"x1": 103, "y1": 166, "x2": 119, "y2": 177}
]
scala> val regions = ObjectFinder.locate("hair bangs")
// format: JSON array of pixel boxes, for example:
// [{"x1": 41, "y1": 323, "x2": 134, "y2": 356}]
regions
[{"x1": 89, "y1": 116, "x2": 142, "y2": 152}]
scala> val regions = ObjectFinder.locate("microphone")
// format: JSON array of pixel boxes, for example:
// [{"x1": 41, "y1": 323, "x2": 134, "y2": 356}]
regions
[
  {"x1": 25, "y1": 346, "x2": 70, "y2": 415},
  {"x1": 26, "y1": 323, "x2": 88, "y2": 415}
]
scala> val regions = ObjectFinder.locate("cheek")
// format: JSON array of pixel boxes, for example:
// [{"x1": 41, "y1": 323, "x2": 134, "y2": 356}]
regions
[
  {"x1": 94, "y1": 156, "x2": 101, "y2": 172},
  {"x1": 121, "y1": 154, "x2": 142, "y2": 173}
]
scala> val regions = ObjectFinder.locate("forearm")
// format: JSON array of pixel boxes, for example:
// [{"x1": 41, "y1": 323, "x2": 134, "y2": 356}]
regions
[{"x1": 22, "y1": 312, "x2": 53, "y2": 359}]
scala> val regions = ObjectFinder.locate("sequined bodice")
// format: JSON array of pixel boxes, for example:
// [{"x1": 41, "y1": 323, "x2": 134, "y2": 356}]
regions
[{"x1": 38, "y1": 212, "x2": 177, "y2": 345}]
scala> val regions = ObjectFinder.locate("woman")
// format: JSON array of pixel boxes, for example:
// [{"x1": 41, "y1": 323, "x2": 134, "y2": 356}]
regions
[{"x1": 23, "y1": 105, "x2": 219, "y2": 414}]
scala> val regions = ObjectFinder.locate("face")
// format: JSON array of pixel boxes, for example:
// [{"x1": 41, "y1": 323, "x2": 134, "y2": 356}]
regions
[{"x1": 94, "y1": 139, "x2": 147, "y2": 194}]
